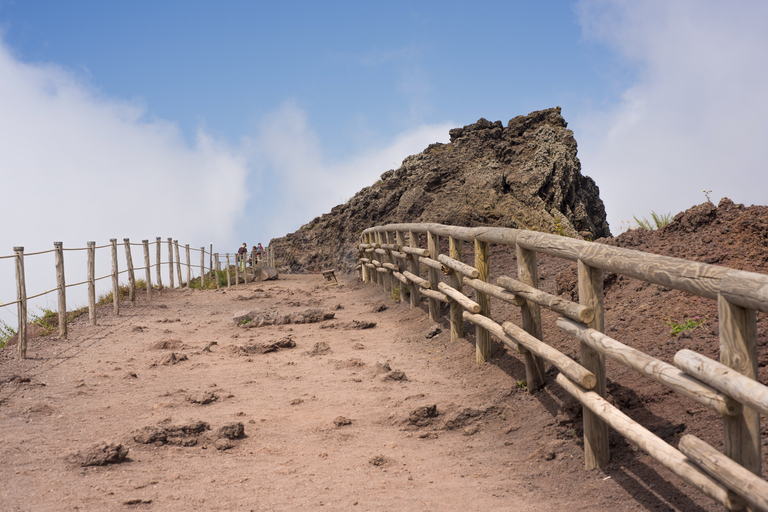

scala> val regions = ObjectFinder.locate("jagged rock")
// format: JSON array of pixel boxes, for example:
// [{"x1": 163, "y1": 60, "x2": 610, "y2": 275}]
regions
[
  {"x1": 68, "y1": 442, "x2": 129, "y2": 467},
  {"x1": 268, "y1": 108, "x2": 610, "y2": 273},
  {"x1": 216, "y1": 422, "x2": 245, "y2": 440}
]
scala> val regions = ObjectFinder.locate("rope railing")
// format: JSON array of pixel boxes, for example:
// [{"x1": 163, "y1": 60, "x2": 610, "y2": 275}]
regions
[
  {"x1": 359, "y1": 222, "x2": 768, "y2": 511},
  {"x1": 1, "y1": 237, "x2": 276, "y2": 360}
]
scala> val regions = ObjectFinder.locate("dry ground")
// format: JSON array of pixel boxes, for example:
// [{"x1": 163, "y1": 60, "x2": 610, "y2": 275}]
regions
[{"x1": 0, "y1": 271, "x2": 735, "y2": 512}]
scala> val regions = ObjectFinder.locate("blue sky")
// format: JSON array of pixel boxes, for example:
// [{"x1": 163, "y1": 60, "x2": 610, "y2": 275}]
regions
[{"x1": 1, "y1": 0, "x2": 767, "y2": 321}]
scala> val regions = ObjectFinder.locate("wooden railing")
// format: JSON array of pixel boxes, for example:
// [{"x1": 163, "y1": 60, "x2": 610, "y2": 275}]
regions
[
  {"x1": 1, "y1": 238, "x2": 276, "y2": 359},
  {"x1": 358, "y1": 223, "x2": 768, "y2": 511}
]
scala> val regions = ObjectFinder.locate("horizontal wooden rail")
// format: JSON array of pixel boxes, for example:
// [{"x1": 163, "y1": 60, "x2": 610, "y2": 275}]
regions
[
  {"x1": 498, "y1": 276, "x2": 593, "y2": 324},
  {"x1": 437, "y1": 253, "x2": 480, "y2": 279},
  {"x1": 679, "y1": 435, "x2": 768, "y2": 511},
  {"x1": 503, "y1": 321, "x2": 596, "y2": 389},
  {"x1": 557, "y1": 318, "x2": 740, "y2": 417},
  {"x1": 362, "y1": 222, "x2": 768, "y2": 313},
  {"x1": 359, "y1": 221, "x2": 768, "y2": 508},
  {"x1": 675, "y1": 349, "x2": 768, "y2": 416},
  {"x1": 556, "y1": 374, "x2": 739, "y2": 509}
]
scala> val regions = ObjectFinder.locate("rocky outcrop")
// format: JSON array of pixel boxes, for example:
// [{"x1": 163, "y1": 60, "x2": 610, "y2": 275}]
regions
[{"x1": 270, "y1": 107, "x2": 610, "y2": 273}]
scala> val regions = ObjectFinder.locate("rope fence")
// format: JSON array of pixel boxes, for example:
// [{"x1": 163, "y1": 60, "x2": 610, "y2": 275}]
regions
[
  {"x1": 1, "y1": 237, "x2": 276, "y2": 359},
  {"x1": 359, "y1": 222, "x2": 768, "y2": 511}
]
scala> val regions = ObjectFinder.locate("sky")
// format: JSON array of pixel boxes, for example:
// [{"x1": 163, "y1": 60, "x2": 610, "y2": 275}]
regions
[{"x1": 1, "y1": 0, "x2": 767, "y2": 323}]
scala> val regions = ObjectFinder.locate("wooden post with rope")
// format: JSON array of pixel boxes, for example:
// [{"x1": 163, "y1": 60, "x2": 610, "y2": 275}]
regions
[
  {"x1": 124, "y1": 239, "x2": 136, "y2": 305},
  {"x1": 155, "y1": 237, "x2": 163, "y2": 291},
  {"x1": 14, "y1": 247, "x2": 27, "y2": 360},
  {"x1": 87, "y1": 241, "x2": 96, "y2": 326},
  {"x1": 142, "y1": 240, "x2": 152, "y2": 301},
  {"x1": 167, "y1": 238, "x2": 175, "y2": 289},
  {"x1": 54, "y1": 241, "x2": 67, "y2": 340},
  {"x1": 110, "y1": 239, "x2": 119, "y2": 316}
]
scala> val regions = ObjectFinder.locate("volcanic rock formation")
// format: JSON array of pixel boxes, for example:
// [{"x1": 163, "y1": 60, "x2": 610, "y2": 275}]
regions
[{"x1": 270, "y1": 107, "x2": 610, "y2": 273}]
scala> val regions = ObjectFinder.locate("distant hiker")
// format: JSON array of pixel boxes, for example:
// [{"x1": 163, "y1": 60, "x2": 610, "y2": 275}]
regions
[
  {"x1": 238, "y1": 243, "x2": 247, "y2": 270},
  {"x1": 250, "y1": 246, "x2": 258, "y2": 267},
  {"x1": 257, "y1": 243, "x2": 264, "y2": 262}
]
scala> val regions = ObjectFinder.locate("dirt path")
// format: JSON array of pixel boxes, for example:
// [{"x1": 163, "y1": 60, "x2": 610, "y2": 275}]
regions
[{"x1": 1, "y1": 274, "x2": 722, "y2": 511}]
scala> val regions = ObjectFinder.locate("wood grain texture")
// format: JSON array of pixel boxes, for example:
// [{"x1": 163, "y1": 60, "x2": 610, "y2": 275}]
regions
[
  {"x1": 558, "y1": 318, "x2": 740, "y2": 417},
  {"x1": 87, "y1": 242, "x2": 96, "y2": 326},
  {"x1": 427, "y1": 231, "x2": 440, "y2": 322},
  {"x1": 502, "y1": 321, "x2": 596, "y2": 389},
  {"x1": 54, "y1": 242, "x2": 67, "y2": 340},
  {"x1": 110, "y1": 239, "x2": 119, "y2": 316},
  {"x1": 517, "y1": 244, "x2": 545, "y2": 392},
  {"x1": 675, "y1": 349, "x2": 765, "y2": 416},
  {"x1": 556, "y1": 374, "x2": 739, "y2": 510},
  {"x1": 448, "y1": 237, "x2": 464, "y2": 341},
  {"x1": 718, "y1": 295, "x2": 761, "y2": 477},
  {"x1": 124, "y1": 239, "x2": 136, "y2": 304},
  {"x1": 578, "y1": 259, "x2": 609, "y2": 470},
  {"x1": 498, "y1": 275, "x2": 593, "y2": 323},
  {"x1": 143, "y1": 240, "x2": 152, "y2": 300},
  {"x1": 679, "y1": 435, "x2": 766, "y2": 512},
  {"x1": 463, "y1": 311, "x2": 523, "y2": 354},
  {"x1": 474, "y1": 239, "x2": 491, "y2": 363}
]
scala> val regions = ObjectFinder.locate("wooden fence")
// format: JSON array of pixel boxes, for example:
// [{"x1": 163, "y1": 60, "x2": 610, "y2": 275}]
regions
[
  {"x1": 358, "y1": 223, "x2": 768, "y2": 511},
  {"x1": 1, "y1": 238, "x2": 276, "y2": 360}
]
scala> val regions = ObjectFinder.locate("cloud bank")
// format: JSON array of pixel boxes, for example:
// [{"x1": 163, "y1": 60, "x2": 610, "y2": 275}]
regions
[
  {"x1": 574, "y1": 0, "x2": 768, "y2": 231},
  {"x1": 247, "y1": 100, "x2": 452, "y2": 238},
  {"x1": 0, "y1": 40, "x2": 451, "y2": 325}
]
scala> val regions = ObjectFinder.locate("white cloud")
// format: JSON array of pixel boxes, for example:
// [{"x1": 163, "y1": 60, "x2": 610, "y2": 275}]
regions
[
  {"x1": 249, "y1": 100, "x2": 452, "y2": 237},
  {"x1": 0, "y1": 38, "x2": 251, "y2": 324},
  {"x1": 574, "y1": 0, "x2": 768, "y2": 231}
]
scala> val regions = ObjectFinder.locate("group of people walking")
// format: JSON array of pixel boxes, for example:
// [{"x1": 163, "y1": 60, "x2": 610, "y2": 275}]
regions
[{"x1": 237, "y1": 242, "x2": 265, "y2": 270}]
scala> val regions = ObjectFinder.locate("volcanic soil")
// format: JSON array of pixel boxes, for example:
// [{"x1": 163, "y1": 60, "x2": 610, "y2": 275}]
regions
[{"x1": 1, "y1": 198, "x2": 767, "y2": 511}]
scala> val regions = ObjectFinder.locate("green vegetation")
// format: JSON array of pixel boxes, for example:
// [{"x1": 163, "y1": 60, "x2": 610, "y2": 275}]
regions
[
  {"x1": 0, "y1": 321, "x2": 16, "y2": 349},
  {"x1": 516, "y1": 379, "x2": 527, "y2": 390},
  {"x1": 390, "y1": 287, "x2": 401, "y2": 302},
  {"x1": 664, "y1": 316, "x2": 706, "y2": 337},
  {"x1": 633, "y1": 211, "x2": 673, "y2": 230},
  {"x1": 552, "y1": 216, "x2": 567, "y2": 237}
]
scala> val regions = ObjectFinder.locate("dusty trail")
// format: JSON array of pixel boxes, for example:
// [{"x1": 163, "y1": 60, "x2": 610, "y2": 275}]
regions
[{"x1": 0, "y1": 274, "x2": 721, "y2": 511}]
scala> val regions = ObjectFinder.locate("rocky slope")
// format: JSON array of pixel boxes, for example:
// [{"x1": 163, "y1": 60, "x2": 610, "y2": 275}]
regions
[{"x1": 270, "y1": 107, "x2": 610, "y2": 273}]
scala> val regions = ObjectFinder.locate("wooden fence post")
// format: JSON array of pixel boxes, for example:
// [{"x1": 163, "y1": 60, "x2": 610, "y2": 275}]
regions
[
  {"x1": 449, "y1": 236, "x2": 464, "y2": 342},
  {"x1": 396, "y1": 231, "x2": 408, "y2": 304},
  {"x1": 110, "y1": 239, "x2": 119, "y2": 316},
  {"x1": 14, "y1": 247, "x2": 27, "y2": 360},
  {"x1": 234, "y1": 252, "x2": 240, "y2": 286},
  {"x1": 87, "y1": 241, "x2": 96, "y2": 326},
  {"x1": 214, "y1": 253, "x2": 220, "y2": 290},
  {"x1": 408, "y1": 231, "x2": 421, "y2": 308},
  {"x1": 517, "y1": 245, "x2": 545, "y2": 392},
  {"x1": 124, "y1": 239, "x2": 136, "y2": 305},
  {"x1": 384, "y1": 231, "x2": 396, "y2": 295},
  {"x1": 427, "y1": 230, "x2": 440, "y2": 323},
  {"x1": 362, "y1": 233, "x2": 371, "y2": 283},
  {"x1": 143, "y1": 240, "x2": 152, "y2": 301},
  {"x1": 174, "y1": 241, "x2": 183, "y2": 287},
  {"x1": 155, "y1": 238, "x2": 163, "y2": 290},
  {"x1": 167, "y1": 238, "x2": 175, "y2": 289},
  {"x1": 578, "y1": 259, "x2": 609, "y2": 469},
  {"x1": 719, "y1": 295, "x2": 761, "y2": 477},
  {"x1": 373, "y1": 232, "x2": 382, "y2": 287},
  {"x1": 474, "y1": 238, "x2": 490, "y2": 363},
  {"x1": 210, "y1": 244, "x2": 213, "y2": 276},
  {"x1": 226, "y1": 254, "x2": 231, "y2": 289},
  {"x1": 54, "y1": 241, "x2": 67, "y2": 340},
  {"x1": 200, "y1": 247, "x2": 206, "y2": 289},
  {"x1": 185, "y1": 244, "x2": 191, "y2": 289}
]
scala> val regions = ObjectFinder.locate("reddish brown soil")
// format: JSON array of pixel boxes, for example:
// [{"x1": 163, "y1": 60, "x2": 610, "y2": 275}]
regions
[{"x1": 1, "y1": 198, "x2": 767, "y2": 511}]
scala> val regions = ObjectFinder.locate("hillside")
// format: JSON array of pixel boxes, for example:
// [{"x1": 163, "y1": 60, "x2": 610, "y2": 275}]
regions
[{"x1": 270, "y1": 107, "x2": 610, "y2": 273}]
